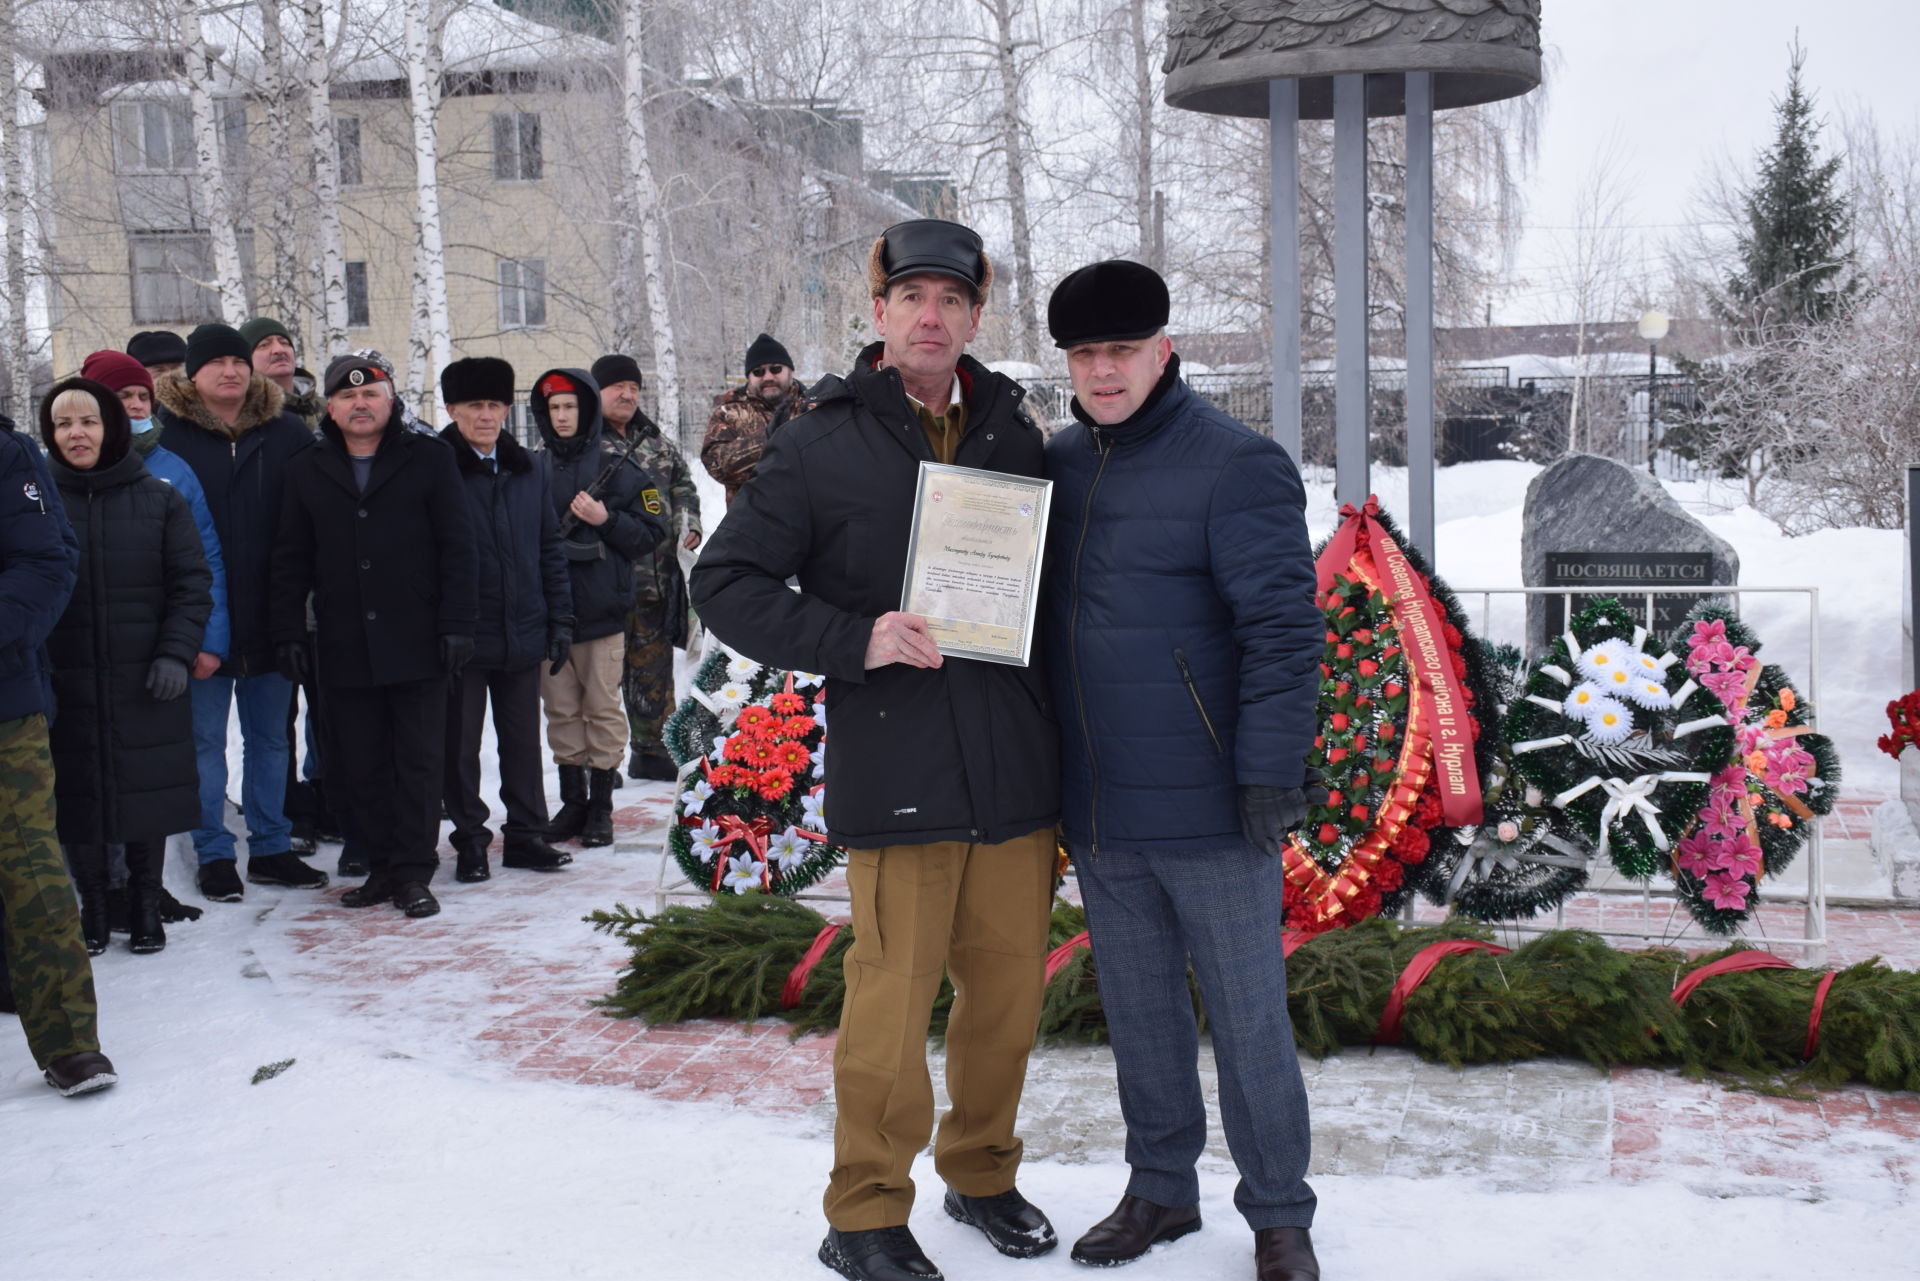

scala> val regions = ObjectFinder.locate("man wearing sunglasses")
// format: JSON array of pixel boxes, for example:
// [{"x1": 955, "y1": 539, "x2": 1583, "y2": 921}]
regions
[{"x1": 699, "y1": 333, "x2": 810, "y2": 506}]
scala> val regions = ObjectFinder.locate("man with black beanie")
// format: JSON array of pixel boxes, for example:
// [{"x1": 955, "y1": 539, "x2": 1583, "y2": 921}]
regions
[
  {"x1": 700, "y1": 332, "x2": 809, "y2": 505},
  {"x1": 589, "y1": 353, "x2": 701, "y2": 782},
  {"x1": 155, "y1": 322, "x2": 325, "y2": 904},
  {"x1": 437, "y1": 356, "x2": 574, "y2": 882},
  {"x1": 127, "y1": 330, "x2": 186, "y2": 380}
]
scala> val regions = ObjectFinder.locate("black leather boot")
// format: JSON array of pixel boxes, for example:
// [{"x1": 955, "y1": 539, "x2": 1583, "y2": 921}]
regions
[
  {"x1": 580, "y1": 767, "x2": 618, "y2": 848},
  {"x1": 1069, "y1": 1194, "x2": 1202, "y2": 1266},
  {"x1": 452, "y1": 833, "x2": 491, "y2": 883},
  {"x1": 1254, "y1": 1226, "x2": 1320, "y2": 1281},
  {"x1": 65, "y1": 845, "x2": 110, "y2": 956},
  {"x1": 547, "y1": 765, "x2": 589, "y2": 841},
  {"x1": 124, "y1": 839, "x2": 166, "y2": 954},
  {"x1": 502, "y1": 835, "x2": 573, "y2": 872}
]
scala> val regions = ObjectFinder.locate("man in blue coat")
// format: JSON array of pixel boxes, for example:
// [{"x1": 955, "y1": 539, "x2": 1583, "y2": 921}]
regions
[{"x1": 1041, "y1": 261, "x2": 1324, "y2": 1281}]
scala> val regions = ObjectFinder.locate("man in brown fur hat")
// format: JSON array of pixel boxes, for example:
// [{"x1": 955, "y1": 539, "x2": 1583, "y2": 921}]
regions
[{"x1": 693, "y1": 219, "x2": 1061, "y2": 1281}]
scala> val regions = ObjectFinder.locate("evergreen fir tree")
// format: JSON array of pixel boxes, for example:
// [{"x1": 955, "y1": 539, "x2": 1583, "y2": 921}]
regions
[{"x1": 1725, "y1": 43, "x2": 1858, "y2": 331}]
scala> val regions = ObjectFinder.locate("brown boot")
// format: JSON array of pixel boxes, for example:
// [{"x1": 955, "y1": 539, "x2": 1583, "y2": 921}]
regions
[
  {"x1": 1254, "y1": 1226, "x2": 1320, "y2": 1281},
  {"x1": 1069, "y1": 1194, "x2": 1201, "y2": 1266}
]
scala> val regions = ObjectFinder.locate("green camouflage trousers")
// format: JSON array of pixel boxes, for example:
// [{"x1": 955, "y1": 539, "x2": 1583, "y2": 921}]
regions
[
  {"x1": 0, "y1": 713, "x2": 99, "y2": 1068},
  {"x1": 623, "y1": 598, "x2": 675, "y2": 759}
]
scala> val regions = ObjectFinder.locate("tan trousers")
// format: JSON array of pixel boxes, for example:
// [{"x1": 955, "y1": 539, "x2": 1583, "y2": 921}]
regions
[
  {"x1": 539, "y1": 631, "x2": 627, "y2": 770},
  {"x1": 824, "y1": 827, "x2": 1057, "y2": 1230}
]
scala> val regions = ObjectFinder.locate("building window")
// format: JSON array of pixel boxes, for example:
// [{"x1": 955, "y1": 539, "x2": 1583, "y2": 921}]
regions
[
  {"x1": 491, "y1": 111, "x2": 542, "y2": 181},
  {"x1": 130, "y1": 232, "x2": 218, "y2": 323},
  {"x1": 498, "y1": 258, "x2": 546, "y2": 329},
  {"x1": 344, "y1": 260, "x2": 370, "y2": 327},
  {"x1": 337, "y1": 114, "x2": 362, "y2": 188},
  {"x1": 113, "y1": 100, "x2": 193, "y2": 173},
  {"x1": 219, "y1": 98, "x2": 248, "y2": 170}
]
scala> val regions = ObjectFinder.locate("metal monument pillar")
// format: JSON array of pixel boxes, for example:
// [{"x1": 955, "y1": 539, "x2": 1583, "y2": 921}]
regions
[{"x1": 1269, "y1": 79, "x2": 1301, "y2": 463}]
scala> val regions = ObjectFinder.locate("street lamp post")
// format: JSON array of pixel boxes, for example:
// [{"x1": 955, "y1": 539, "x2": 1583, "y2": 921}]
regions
[{"x1": 1638, "y1": 309, "x2": 1670, "y2": 475}]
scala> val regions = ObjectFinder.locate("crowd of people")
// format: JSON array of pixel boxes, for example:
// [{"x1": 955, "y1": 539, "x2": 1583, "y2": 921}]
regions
[{"x1": 2, "y1": 217, "x2": 1326, "y2": 1281}]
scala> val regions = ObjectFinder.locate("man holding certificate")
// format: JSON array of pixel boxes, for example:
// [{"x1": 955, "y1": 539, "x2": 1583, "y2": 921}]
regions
[
  {"x1": 1042, "y1": 261, "x2": 1326, "y2": 1281},
  {"x1": 691, "y1": 218, "x2": 1061, "y2": 1281}
]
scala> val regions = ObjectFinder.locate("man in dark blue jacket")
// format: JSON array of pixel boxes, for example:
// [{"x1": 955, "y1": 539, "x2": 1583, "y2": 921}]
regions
[
  {"x1": 438, "y1": 356, "x2": 574, "y2": 882},
  {"x1": 1042, "y1": 261, "x2": 1324, "y2": 1281}
]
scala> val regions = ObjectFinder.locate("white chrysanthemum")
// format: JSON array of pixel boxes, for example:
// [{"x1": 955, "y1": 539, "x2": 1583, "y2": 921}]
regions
[
  {"x1": 722, "y1": 854, "x2": 765, "y2": 894},
  {"x1": 1582, "y1": 697, "x2": 1635, "y2": 744},
  {"x1": 767, "y1": 829, "x2": 810, "y2": 871},
  {"x1": 1630, "y1": 650, "x2": 1665, "y2": 676},
  {"x1": 1599, "y1": 664, "x2": 1636, "y2": 694},
  {"x1": 1620, "y1": 675, "x2": 1673, "y2": 711},
  {"x1": 726, "y1": 655, "x2": 763, "y2": 683},
  {"x1": 1574, "y1": 638, "x2": 1636, "y2": 684},
  {"x1": 1564, "y1": 682, "x2": 1608, "y2": 718},
  {"x1": 689, "y1": 821, "x2": 723, "y2": 864},
  {"x1": 679, "y1": 778, "x2": 713, "y2": 815},
  {"x1": 801, "y1": 789, "x2": 826, "y2": 831},
  {"x1": 711, "y1": 682, "x2": 751, "y2": 712},
  {"x1": 791, "y1": 671, "x2": 824, "y2": 688}
]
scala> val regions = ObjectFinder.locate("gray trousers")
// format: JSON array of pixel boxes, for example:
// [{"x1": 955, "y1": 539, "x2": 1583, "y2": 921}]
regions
[{"x1": 1072, "y1": 843, "x2": 1316, "y2": 1230}]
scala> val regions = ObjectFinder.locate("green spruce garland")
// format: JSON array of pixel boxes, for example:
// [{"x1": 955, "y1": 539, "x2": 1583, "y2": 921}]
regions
[{"x1": 586, "y1": 895, "x2": 1920, "y2": 1095}]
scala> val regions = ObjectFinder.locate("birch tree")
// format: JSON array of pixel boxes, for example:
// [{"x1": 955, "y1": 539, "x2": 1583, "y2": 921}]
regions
[
  {"x1": 253, "y1": 0, "x2": 305, "y2": 325},
  {"x1": 0, "y1": 0, "x2": 30, "y2": 419},
  {"x1": 178, "y1": 0, "x2": 248, "y2": 322},
  {"x1": 620, "y1": 0, "x2": 680, "y2": 435},
  {"x1": 302, "y1": 0, "x2": 348, "y2": 360},
  {"x1": 986, "y1": 0, "x2": 1039, "y2": 357},
  {"x1": 404, "y1": 0, "x2": 451, "y2": 412}
]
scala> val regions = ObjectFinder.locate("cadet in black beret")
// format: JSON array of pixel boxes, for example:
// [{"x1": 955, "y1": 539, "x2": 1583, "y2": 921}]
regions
[
  {"x1": 440, "y1": 356, "x2": 516, "y2": 407},
  {"x1": 1047, "y1": 259, "x2": 1170, "y2": 349},
  {"x1": 127, "y1": 329, "x2": 187, "y2": 374},
  {"x1": 322, "y1": 355, "x2": 391, "y2": 398}
]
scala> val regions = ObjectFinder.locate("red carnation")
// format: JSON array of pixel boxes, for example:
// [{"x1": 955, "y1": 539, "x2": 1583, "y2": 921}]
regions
[
  {"x1": 1336, "y1": 644, "x2": 1353, "y2": 659},
  {"x1": 1326, "y1": 790, "x2": 1344, "y2": 808},
  {"x1": 1353, "y1": 629, "x2": 1373, "y2": 644},
  {"x1": 1320, "y1": 664, "x2": 1332, "y2": 678},
  {"x1": 1314, "y1": 735, "x2": 1325, "y2": 749},
  {"x1": 1379, "y1": 724, "x2": 1396, "y2": 741},
  {"x1": 1325, "y1": 630, "x2": 1339, "y2": 643},
  {"x1": 1335, "y1": 681, "x2": 1351, "y2": 696},
  {"x1": 1348, "y1": 886, "x2": 1384, "y2": 918},
  {"x1": 1444, "y1": 623, "x2": 1463, "y2": 648},
  {"x1": 1327, "y1": 747, "x2": 1349, "y2": 764},
  {"x1": 1415, "y1": 791, "x2": 1443, "y2": 826},
  {"x1": 1330, "y1": 713, "x2": 1350, "y2": 731},
  {"x1": 1384, "y1": 682, "x2": 1404, "y2": 699},
  {"x1": 1373, "y1": 860, "x2": 1404, "y2": 891},
  {"x1": 1353, "y1": 735, "x2": 1368, "y2": 752},
  {"x1": 1357, "y1": 659, "x2": 1379, "y2": 676},
  {"x1": 1352, "y1": 771, "x2": 1370, "y2": 789},
  {"x1": 1317, "y1": 823, "x2": 1339, "y2": 845},
  {"x1": 1350, "y1": 803, "x2": 1370, "y2": 821},
  {"x1": 1374, "y1": 757, "x2": 1394, "y2": 774},
  {"x1": 1391, "y1": 825, "x2": 1431, "y2": 860}
]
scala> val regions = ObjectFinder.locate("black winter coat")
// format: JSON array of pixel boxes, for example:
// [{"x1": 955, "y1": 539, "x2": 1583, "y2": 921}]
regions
[
  {"x1": 530, "y1": 367, "x2": 668, "y2": 642},
  {"x1": 46, "y1": 451, "x2": 213, "y2": 843},
  {"x1": 690, "y1": 345, "x2": 1060, "y2": 850},
  {"x1": 439, "y1": 425, "x2": 572, "y2": 671},
  {"x1": 155, "y1": 374, "x2": 313, "y2": 677},
  {"x1": 270, "y1": 406, "x2": 478, "y2": 688},
  {"x1": 0, "y1": 427, "x2": 76, "y2": 723}
]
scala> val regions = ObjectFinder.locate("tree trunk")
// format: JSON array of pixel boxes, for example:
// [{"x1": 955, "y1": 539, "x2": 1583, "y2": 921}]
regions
[
  {"x1": 622, "y1": 0, "x2": 679, "y2": 437},
  {"x1": 989, "y1": 0, "x2": 1038, "y2": 359},
  {"x1": 302, "y1": 0, "x2": 348, "y2": 361},
  {"x1": 0, "y1": 0, "x2": 31, "y2": 420},
  {"x1": 405, "y1": 0, "x2": 450, "y2": 415},
  {"x1": 1128, "y1": 0, "x2": 1154, "y2": 268},
  {"x1": 257, "y1": 0, "x2": 302, "y2": 327},
  {"x1": 179, "y1": 0, "x2": 248, "y2": 323}
]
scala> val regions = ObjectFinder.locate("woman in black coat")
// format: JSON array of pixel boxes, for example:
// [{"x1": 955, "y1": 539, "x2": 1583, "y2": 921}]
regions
[{"x1": 40, "y1": 377, "x2": 212, "y2": 955}]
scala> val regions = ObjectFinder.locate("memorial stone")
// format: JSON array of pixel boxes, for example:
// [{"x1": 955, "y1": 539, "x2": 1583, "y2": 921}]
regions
[{"x1": 1521, "y1": 454, "x2": 1739, "y2": 653}]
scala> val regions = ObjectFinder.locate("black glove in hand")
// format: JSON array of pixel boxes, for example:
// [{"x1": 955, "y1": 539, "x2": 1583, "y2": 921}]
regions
[
  {"x1": 546, "y1": 626, "x2": 573, "y2": 677},
  {"x1": 275, "y1": 641, "x2": 308, "y2": 686},
  {"x1": 440, "y1": 633, "x2": 475, "y2": 676},
  {"x1": 1239, "y1": 784, "x2": 1317, "y2": 857},
  {"x1": 145, "y1": 656, "x2": 189, "y2": 701}
]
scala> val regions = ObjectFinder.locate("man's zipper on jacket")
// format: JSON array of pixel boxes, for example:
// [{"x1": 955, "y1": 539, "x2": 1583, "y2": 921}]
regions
[
  {"x1": 1068, "y1": 433, "x2": 1113, "y2": 858},
  {"x1": 1173, "y1": 648, "x2": 1224, "y2": 755}
]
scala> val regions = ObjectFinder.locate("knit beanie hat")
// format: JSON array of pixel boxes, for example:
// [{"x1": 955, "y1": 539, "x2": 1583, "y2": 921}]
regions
[
  {"x1": 126, "y1": 329, "x2": 187, "y2": 368},
  {"x1": 590, "y1": 354, "x2": 643, "y2": 390},
  {"x1": 80, "y1": 349, "x2": 154, "y2": 398},
  {"x1": 238, "y1": 316, "x2": 295, "y2": 352},
  {"x1": 744, "y1": 333, "x2": 793, "y2": 375},
  {"x1": 183, "y1": 323, "x2": 253, "y2": 378}
]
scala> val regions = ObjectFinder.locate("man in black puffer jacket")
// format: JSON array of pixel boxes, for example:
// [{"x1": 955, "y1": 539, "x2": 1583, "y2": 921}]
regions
[
  {"x1": 1042, "y1": 262, "x2": 1324, "y2": 1281},
  {"x1": 155, "y1": 322, "x2": 323, "y2": 901},
  {"x1": 270, "y1": 357, "x2": 477, "y2": 920},
  {"x1": 437, "y1": 356, "x2": 574, "y2": 882},
  {"x1": 530, "y1": 367, "x2": 665, "y2": 848},
  {"x1": 693, "y1": 219, "x2": 1061, "y2": 1281}
]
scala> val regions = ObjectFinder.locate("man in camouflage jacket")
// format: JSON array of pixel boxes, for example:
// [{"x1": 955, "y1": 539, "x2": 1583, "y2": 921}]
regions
[
  {"x1": 699, "y1": 332, "x2": 809, "y2": 505},
  {"x1": 589, "y1": 354, "x2": 702, "y2": 782}
]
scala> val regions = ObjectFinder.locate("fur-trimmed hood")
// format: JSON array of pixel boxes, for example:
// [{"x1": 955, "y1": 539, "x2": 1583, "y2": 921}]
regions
[{"x1": 154, "y1": 370, "x2": 289, "y2": 441}]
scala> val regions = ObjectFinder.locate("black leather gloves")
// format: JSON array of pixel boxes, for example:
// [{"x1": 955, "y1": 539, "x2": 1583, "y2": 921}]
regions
[
  {"x1": 441, "y1": 634, "x2": 475, "y2": 676},
  {"x1": 145, "y1": 657, "x2": 189, "y2": 701},
  {"x1": 546, "y1": 625, "x2": 573, "y2": 677},
  {"x1": 1239, "y1": 780, "x2": 1328, "y2": 857},
  {"x1": 274, "y1": 641, "x2": 309, "y2": 686}
]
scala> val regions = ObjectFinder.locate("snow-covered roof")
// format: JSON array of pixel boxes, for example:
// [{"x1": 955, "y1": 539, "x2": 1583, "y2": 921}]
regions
[{"x1": 25, "y1": 0, "x2": 606, "y2": 91}]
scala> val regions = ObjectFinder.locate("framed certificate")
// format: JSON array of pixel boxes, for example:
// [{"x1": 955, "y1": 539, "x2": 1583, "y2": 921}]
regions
[{"x1": 900, "y1": 462, "x2": 1053, "y2": 666}]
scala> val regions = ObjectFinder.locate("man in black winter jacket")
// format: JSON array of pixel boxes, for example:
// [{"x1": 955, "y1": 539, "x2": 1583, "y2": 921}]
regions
[
  {"x1": 155, "y1": 322, "x2": 325, "y2": 903},
  {"x1": 437, "y1": 356, "x2": 574, "y2": 883},
  {"x1": 692, "y1": 219, "x2": 1062, "y2": 1281},
  {"x1": 269, "y1": 358, "x2": 478, "y2": 919},
  {"x1": 530, "y1": 367, "x2": 666, "y2": 849}
]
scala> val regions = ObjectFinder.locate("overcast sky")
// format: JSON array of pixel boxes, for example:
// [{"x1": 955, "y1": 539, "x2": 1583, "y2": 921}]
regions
[{"x1": 1494, "y1": 0, "x2": 1918, "y2": 326}]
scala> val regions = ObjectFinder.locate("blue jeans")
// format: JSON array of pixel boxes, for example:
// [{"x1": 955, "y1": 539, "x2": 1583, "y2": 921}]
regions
[
  {"x1": 190, "y1": 672, "x2": 294, "y2": 865},
  {"x1": 1072, "y1": 843, "x2": 1316, "y2": 1230}
]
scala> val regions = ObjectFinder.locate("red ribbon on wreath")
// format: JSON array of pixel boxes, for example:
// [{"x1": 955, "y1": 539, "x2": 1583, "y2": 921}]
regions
[
  {"x1": 1317, "y1": 496, "x2": 1481, "y2": 828},
  {"x1": 781, "y1": 923, "x2": 844, "y2": 1008},
  {"x1": 1044, "y1": 932, "x2": 1092, "y2": 983},
  {"x1": 1804, "y1": 970, "x2": 1837, "y2": 1060},
  {"x1": 1669, "y1": 950, "x2": 1795, "y2": 1005},
  {"x1": 1375, "y1": 938, "x2": 1512, "y2": 1045}
]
